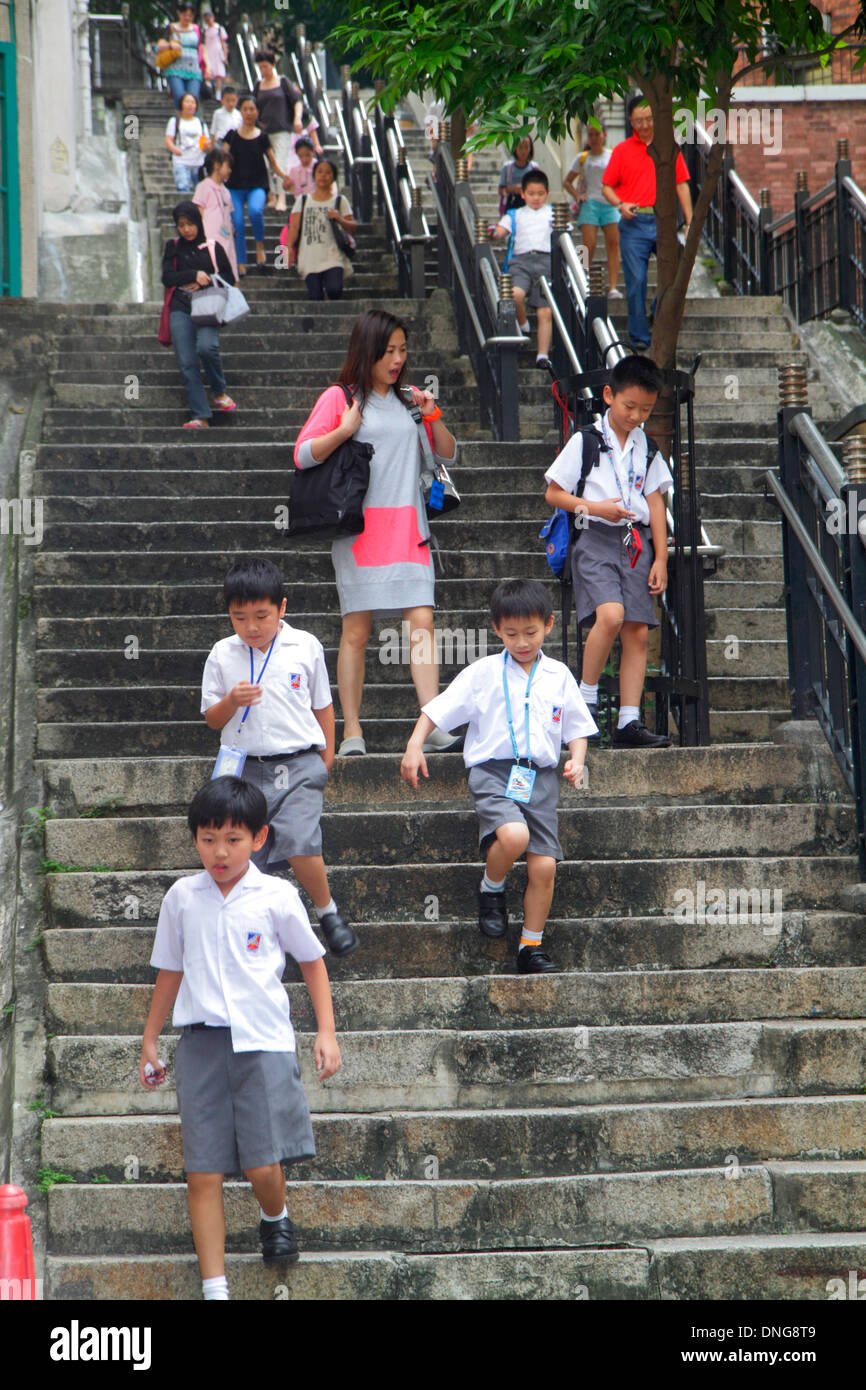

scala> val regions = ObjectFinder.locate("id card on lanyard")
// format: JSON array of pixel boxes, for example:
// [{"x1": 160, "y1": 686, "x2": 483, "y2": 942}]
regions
[
  {"x1": 502, "y1": 651, "x2": 539, "y2": 803},
  {"x1": 210, "y1": 633, "x2": 278, "y2": 780},
  {"x1": 602, "y1": 416, "x2": 643, "y2": 568}
]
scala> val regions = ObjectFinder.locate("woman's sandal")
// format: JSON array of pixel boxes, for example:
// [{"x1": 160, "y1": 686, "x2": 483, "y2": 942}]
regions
[
  {"x1": 183, "y1": 419, "x2": 209, "y2": 429},
  {"x1": 214, "y1": 395, "x2": 237, "y2": 412}
]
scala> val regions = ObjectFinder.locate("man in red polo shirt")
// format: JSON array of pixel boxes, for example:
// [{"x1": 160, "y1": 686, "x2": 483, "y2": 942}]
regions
[{"x1": 602, "y1": 95, "x2": 693, "y2": 350}]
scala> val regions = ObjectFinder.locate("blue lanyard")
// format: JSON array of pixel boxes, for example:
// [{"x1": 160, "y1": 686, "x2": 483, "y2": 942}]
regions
[
  {"x1": 502, "y1": 651, "x2": 540, "y2": 765},
  {"x1": 238, "y1": 633, "x2": 277, "y2": 728},
  {"x1": 601, "y1": 414, "x2": 636, "y2": 509}
]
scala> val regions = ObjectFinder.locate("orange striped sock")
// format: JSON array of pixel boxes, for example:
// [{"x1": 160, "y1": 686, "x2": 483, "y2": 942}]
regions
[{"x1": 519, "y1": 929, "x2": 543, "y2": 950}]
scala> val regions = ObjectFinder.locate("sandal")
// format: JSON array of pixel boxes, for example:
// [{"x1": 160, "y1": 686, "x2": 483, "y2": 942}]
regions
[
  {"x1": 214, "y1": 395, "x2": 236, "y2": 412},
  {"x1": 183, "y1": 419, "x2": 209, "y2": 429}
]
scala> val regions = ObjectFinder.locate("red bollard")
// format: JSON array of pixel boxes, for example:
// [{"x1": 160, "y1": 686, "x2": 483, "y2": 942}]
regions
[{"x1": 0, "y1": 1185, "x2": 37, "y2": 1299}]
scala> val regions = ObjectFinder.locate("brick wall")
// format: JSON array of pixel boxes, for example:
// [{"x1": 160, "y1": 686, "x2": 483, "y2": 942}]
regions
[{"x1": 726, "y1": 99, "x2": 866, "y2": 215}]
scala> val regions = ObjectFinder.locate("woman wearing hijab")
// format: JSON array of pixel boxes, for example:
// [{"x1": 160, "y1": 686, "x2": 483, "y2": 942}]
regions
[{"x1": 161, "y1": 201, "x2": 237, "y2": 430}]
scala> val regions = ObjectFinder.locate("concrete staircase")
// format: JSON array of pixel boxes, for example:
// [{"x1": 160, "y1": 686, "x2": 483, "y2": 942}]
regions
[{"x1": 18, "y1": 87, "x2": 866, "y2": 1300}]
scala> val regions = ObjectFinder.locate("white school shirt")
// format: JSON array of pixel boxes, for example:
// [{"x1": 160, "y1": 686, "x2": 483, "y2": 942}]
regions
[
  {"x1": 422, "y1": 650, "x2": 597, "y2": 768},
  {"x1": 211, "y1": 106, "x2": 242, "y2": 143},
  {"x1": 166, "y1": 114, "x2": 209, "y2": 168},
  {"x1": 496, "y1": 203, "x2": 553, "y2": 255},
  {"x1": 201, "y1": 620, "x2": 331, "y2": 755},
  {"x1": 149, "y1": 862, "x2": 325, "y2": 1052},
  {"x1": 544, "y1": 410, "x2": 674, "y2": 528}
]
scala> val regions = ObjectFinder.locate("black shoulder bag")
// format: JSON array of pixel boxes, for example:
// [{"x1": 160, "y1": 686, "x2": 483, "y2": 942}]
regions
[{"x1": 287, "y1": 384, "x2": 374, "y2": 540}]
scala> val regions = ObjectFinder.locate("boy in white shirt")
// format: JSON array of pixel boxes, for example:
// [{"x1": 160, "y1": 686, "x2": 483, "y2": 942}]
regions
[
  {"x1": 139, "y1": 775, "x2": 341, "y2": 1299},
  {"x1": 211, "y1": 86, "x2": 242, "y2": 145},
  {"x1": 544, "y1": 354, "x2": 673, "y2": 747},
  {"x1": 490, "y1": 168, "x2": 554, "y2": 368},
  {"x1": 201, "y1": 556, "x2": 359, "y2": 956},
  {"x1": 401, "y1": 579, "x2": 597, "y2": 974}
]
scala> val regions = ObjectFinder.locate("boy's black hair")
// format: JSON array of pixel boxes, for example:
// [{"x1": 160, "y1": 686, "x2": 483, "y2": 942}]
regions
[
  {"x1": 491, "y1": 578, "x2": 553, "y2": 626},
  {"x1": 223, "y1": 556, "x2": 284, "y2": 609},
  {"x1": 188, "y1": 776, "x2": 268, "y2": 838},
  {"x1": 609, "y1": 354, "x2": 663, "y2": 397},
  {"x1": 522, "y1": 167, "x2": 548, "y2": 191},
  {"x1": 627, "y1": 94, "x2": 650, "y2": 118},
  {"x1": 222, "y1": 85, "x2": 236, "y2": 97}
]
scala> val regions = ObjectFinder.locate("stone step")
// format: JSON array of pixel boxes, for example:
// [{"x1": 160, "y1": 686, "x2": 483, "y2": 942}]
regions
[
  {"x1": 46, "y1": 1247, "x2": 646, "y2": 1300},
  {"x1": 43, "y1": 803, "x2": 855, "y2": 871},
  {"x1": 43, "y1": 856, "x2": 858, "y2": 928},
  {"x1": 711, "y1": 709, "x2": 792, "y2": 742},
  {"x1": 44, "y1": 965, "x2": 866, "y2": 1036},
  {"x1": 646, "y1": 1231, "x2": 866, "y2": 1300},
  {"x1": 43, "y1": 1167, "x2": 782, "y2": 1252},
  {"x1": 45, "y1": 1018, "x2": 866, "y2": 1115},
  {"x1": 36, "y1": 743, "x2": 846, "y2": 814},
  {"x1": 41, "y1": 910, "x2": 866, "y2": 984},
  {"x1": 31, "y1": 517, "x2": 784, "y2": 556},
  {"x1": 42, "y1": 1094, "x2": 866, "y2": 1183}
]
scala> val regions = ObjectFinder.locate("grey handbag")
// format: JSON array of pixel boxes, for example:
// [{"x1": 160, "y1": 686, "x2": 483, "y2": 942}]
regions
[{"x1": 189, "y1": 241, "x2": 230, "y2": 326}]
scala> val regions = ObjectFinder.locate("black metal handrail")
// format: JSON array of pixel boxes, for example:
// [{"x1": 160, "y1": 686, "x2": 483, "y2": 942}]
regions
[
  {"x1": 685, "y1": 128, "x2": 866, "y2": 332},
  {"x1": 769, "y1": 377, "x2": 866, "y2": 873},
  {"x1": 427, "y1": 142, "x2": 526, "y2": 440}
]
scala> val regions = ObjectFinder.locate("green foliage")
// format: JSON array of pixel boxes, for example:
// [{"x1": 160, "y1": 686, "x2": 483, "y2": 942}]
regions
[
  {"x1": 36, "y1": 1167, "x2": 74, "y2": 1194},
  {"x1": 81, "y1": 800, "x2": 122, "y2": 819},
  {"x1": 331, "y1": 1, "x2": 863, "y2": 145},
  {"x1": 20, "y1": 806, "x2": 56, "y2": 847},
  {"x1": 38, "y1": 861, "x2": 118, "y2": 874},
  {"x1": 29, "y1": 1091, "x2": 57, "y2": 1120}
]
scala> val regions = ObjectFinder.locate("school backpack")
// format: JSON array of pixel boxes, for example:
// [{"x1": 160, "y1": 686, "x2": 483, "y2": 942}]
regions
[
  {"x1": 502, "y1": 208, "x2": 518, "y2": 272},
  {"x1": 540, "y1": 423, "x2": 610, "y2": 578}
]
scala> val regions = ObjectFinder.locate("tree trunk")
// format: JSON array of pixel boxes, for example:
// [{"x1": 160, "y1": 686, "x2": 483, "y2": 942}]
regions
[{"x1": 450, "y1": 107, "x2": 467, "y2": 165}]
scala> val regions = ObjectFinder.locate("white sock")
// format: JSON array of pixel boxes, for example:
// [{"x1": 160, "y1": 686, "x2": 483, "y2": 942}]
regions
[
  {"x1": 519, "y1": 928, "x2": 544, "y2": 948},
  {"x1": 314, "y1": 899, "x2": 338, "y2": 920},
  {"x1": 260, "y1": 1204, "x2": 288, "y2": 1222},
  {"x1": 481, "y1": 873, "x2": 506, "y2": 893},
  {"x1": 202, "y1": 1275, "x2": 229, "y2": 1301},
  {"x1": 618, "y1": 705, "x2": 640, "y2": 729},
  {"x1": 580, "y1": 682, "x2": 599, "y2": 704}
]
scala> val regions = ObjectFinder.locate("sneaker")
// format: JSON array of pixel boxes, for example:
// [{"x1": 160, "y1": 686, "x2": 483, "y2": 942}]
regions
[
  {"x1": 608, "y1": 287, "x2": 623, "y2": 299},
  {"x1": 585, "y1": 702, "x2": 601, "y2": 746},
  {"x1": 478, "y1": 888, "x2": 508, "y2": 938},
  {"x1": 259, "y1": 1215, "x2": 299, "y2": 1265},
  {"x1": 517, "y1": 945, "x2": 559, "y2": 974},
  {"x1": 611, "y1": 719, "x2": 671, "y2": 748},
  {"x1": 319, "y1": 910, "x2": 360, "y2": 956},
  {"x1": 422, "y1": 727, "x2": 463, "y2": 753}
]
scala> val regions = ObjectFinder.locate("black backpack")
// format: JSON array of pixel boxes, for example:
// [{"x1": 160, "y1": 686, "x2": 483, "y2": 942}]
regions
[{"x1": 287, "y1": 385, "x2": 374, "y2": 540}]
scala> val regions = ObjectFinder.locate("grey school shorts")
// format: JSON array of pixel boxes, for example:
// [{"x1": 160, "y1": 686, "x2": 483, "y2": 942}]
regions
[
  {"x1": 174, "y1": 1026, "x2": 316, "y2": 1174},
  {"x1": 572, "y1": 520, "x2": 659, "y2": 628},
  {"x1": 243, "y1": 748, "x2": 328, "y2": 863},
  {"x1": 468, "y1": 758, "x2": 563, "y2": 861},
  {"x1": 508, "y1": 251, "x2": 551, "y2": 309}
]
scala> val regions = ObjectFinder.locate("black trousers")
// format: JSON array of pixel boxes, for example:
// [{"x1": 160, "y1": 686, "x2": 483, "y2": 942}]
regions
[{"x1": 305, "y1": 266, "x2": 344, "y2": 300}]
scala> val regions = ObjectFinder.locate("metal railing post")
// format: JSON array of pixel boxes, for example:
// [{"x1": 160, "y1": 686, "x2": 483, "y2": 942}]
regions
[
  {"x1": 497, "y1": 274, "x2": 520, "y2": 441},
  {"x1": 836, "y1": 138, "x2": 854, "y2": 314},
  {"x1": 841, "y1": 434, "x2": 866, "y2": 872},
  {"x1": 758, "y1": 188, "x2": 773, "y2": 294},
  {"x1": 721, "y1": 151, "x2": 736, "y2": 285},
  {"x1": 585, "y1": 263, "x2": 608, "y2": 373},
  {"x1": 409, "y1": 187, "x2": 426, "y2": 299},
  {"x1": 549, "y1": 203, "x2": 572, "y2": 386},
  {"x1": 777, "y1": 364, "x2": 815, "y2": 717},
  {"x1": 794, "y1": 170, "x2": 810, "y2": 321}
]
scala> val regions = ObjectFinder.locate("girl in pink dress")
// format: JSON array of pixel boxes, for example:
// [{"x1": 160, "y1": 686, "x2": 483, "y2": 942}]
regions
[
  {"x1": 201, "y1": 11, "x2": 229, "y2": 97},
  {"x1": 193, "y1": 150, "x2": 239, "y2": 278}
]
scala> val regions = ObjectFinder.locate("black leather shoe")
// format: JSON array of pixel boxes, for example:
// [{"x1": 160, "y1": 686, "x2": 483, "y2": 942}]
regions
[
  {"x1": 517, "y1": 945, "x2": 559, "y2": 974},
  {"x1": 612, "y1": 720, "x2": 671, "y2": 748},
  {"x1": 478, "y1": 889, "x2": 508, "y2": 938},
  {"x1": 319, "y1": 910, "x2": 360, "y2": 956},
  {"x1": 585, "y1": 702, "x2": 601, "y2": 746},
  {"x1": 259, "y1": 1215, "x2": 299, "y2": 1265}
]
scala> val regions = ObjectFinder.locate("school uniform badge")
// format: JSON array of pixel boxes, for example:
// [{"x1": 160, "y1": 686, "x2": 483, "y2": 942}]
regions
[
  {"x1": 290, "y1": 673, "x2": 302, "y2": 690},
  {"x1": 552, "y1": 705, "x2": 563, "y2": 723},
  {"x1": 246, "y1": 931, "x2": 262, "y2": 952}
]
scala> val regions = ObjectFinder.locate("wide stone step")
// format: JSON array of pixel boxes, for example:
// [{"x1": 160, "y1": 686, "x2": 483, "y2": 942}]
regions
[
  {"x1": 44, "y1": 965, "x2": 866, "y2": 1036},
  {"x1": 41, "y1": 910, "x2": 866, "y2": 984},
  {"x1": 43, "y1": 856, "x2": 859, "y2": 928},
  {"x1": 711, "y1": 709, "x2": 792, "y2": 742},
  {"x1": 46, "y1": 1247, "x2": 646, "y2": 1300},
  {"x1": 45, "y1": 1019, "x2": 866, "y2": 1115},
  {"x1": 647, "y1": 1231, "x2": 866, "y2": 1300},
  {"x1": 707, "y1": 639, "x2": 787, "y2": 677},
  {"x1": 42, "y1": 1094, "x2": 866, "y2": 1182},
  {"x1": 43, "y1": 803, "x2": 856, "y2": 870},
  {"x1": 44, "y1": 1167, "x2": 779, "y2": 1252},
  {"x1": 37, "y1": 744, "x2": 847, "y2": 814},
  {"x1": 705, "y1": 608, "x2": 785, "y2": 638}
]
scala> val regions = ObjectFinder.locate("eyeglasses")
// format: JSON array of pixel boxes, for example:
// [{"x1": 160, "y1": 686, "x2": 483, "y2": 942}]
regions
[{"x1": 632, "y1": 117, "x2": 653, "y2": 127}]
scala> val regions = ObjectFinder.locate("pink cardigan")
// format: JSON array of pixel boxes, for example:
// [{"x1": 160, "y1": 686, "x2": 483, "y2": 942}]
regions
[{"x1": 193, "y1": 178, "x2": 238, "y2": 279}]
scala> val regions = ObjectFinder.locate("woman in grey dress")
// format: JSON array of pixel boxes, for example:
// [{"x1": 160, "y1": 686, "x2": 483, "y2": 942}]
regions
[{"x1": 294, "y1": 310, "x2": 459, "y2": 756}]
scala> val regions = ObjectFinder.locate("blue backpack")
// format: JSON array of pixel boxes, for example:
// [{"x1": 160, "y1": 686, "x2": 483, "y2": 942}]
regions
[
  {"x1": 502, "y1": 208, "x2": 518, "y2": 272},
  {"x1": 540, "y1": 424, "x2": 610, "y2": 578}
]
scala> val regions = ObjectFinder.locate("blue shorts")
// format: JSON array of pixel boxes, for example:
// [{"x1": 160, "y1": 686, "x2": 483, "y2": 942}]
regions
[{"x1": 578, "y1": 199, "x2": 621, "y2": 227}]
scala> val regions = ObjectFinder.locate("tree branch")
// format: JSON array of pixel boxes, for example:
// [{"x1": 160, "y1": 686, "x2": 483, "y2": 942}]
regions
[{"x1": 733, "y1": 21, "x2": 863, "y2": 83}]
